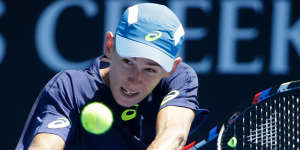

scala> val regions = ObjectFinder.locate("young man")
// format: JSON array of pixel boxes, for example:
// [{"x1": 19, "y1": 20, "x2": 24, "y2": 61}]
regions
[{"x1": 16, "y1": 3, "x2": 208, "y2": 150}]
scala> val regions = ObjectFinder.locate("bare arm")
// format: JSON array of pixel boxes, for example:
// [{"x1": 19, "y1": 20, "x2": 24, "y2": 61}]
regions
[
  {"x1": 28, "y1": 133, "x2": 65, "y2": 150},
  {"x1": 147, "y1": 106, "x2": 195, "y2": 150}
]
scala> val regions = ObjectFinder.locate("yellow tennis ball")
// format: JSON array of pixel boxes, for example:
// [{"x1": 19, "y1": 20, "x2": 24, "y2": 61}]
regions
[{"x1": 80, "y1": 102, "x2": 113, "y2": 135}]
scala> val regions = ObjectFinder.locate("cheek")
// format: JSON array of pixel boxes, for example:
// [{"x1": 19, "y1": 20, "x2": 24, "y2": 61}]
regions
[
  {"x1": 112, "y1": 61, "x2": 130, "y2": 75},
  {"x1": 109, "y1": 64, "x2": 130, "y2": 88},
  {"x1": 110, "y1": 60, "x2": 124, "y2": 75},
  {"x1": 142, "y1": 75, "x2": 162, "y2": 91},
  {"x1": 108, "y1": 66, "x2": 120, "y2": 86}
]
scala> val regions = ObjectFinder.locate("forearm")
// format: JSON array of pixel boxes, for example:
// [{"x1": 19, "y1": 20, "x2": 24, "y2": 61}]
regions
[
  {"x1": 28, "y1": 145, "x2": 53, "y2": 150},
  {"x1": 28, "y1": 133, "x2": 65, "y2": 150},
  {"x1": 147, "y1": 127, "x2": 187, "y2": 150},
  {"x1": 147, "y1": 106, "x2": 195, "y2": 150}
]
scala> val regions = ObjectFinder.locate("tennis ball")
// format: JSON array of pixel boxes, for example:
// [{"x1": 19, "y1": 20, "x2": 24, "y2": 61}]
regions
[{"x1": 80, "y1": 102, "x2": 113, "y2": 135}]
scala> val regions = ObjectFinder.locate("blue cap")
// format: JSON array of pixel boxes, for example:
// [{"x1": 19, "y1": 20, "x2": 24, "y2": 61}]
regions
[{"x1": 115, "y1": 3, "x2": 185, "y2": 72}]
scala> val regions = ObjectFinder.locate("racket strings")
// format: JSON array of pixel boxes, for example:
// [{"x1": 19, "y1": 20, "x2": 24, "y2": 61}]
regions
[
  {"x1": 245, "y1": 102, "x2": 277, "y2": 148},
  {"x1": 221, "y1": 92, "x2": 300, "y2": 150}
]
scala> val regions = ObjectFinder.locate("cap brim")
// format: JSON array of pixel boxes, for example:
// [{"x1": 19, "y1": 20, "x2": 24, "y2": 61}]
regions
[{"x1": 115, "y1": 35, "x2": 174, "y2": 72}]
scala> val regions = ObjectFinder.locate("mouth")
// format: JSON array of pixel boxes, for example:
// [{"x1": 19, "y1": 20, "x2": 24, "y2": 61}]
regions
[{"x1": 120, "y1": 87, "x2": 138, "y2": 97}]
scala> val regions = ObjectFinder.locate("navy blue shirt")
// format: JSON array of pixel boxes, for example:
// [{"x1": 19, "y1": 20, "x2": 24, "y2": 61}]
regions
[{"x1": 16, "y1": 56, "x2": 208, "y2": 150}]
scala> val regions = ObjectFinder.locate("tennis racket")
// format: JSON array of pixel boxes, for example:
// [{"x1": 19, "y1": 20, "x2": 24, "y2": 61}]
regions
[{"x1": 182, "y1": 80, "x2": 300, "y2": 150}]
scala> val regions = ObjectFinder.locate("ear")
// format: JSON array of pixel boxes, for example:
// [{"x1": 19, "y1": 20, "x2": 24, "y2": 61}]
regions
[
  {"x1": 165, "y1": 57, "x2": 182, "y2": 78},
  {"x1": 104, "y1": 32, "x2": 115, "y2": 58}
]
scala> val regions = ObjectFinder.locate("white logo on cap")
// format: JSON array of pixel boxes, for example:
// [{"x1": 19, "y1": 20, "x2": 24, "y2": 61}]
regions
[
  {"x1": 128, "y1": 5, "x2": 138, "y2": 25},
  {"x1": 174, "y1": 24, "x2": 184, "y2": 46},
  {"x1": 145, "y1": 31, "x2": 162, "y2": 42},
  {"x1": 48, "y1": 117, "x2": 70, "y2": 129}
]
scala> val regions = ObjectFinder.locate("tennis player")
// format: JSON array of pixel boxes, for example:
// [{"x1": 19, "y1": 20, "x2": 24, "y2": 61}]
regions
[{"x1": 15, "y1": 3, "x2": 208, "y2": 150}]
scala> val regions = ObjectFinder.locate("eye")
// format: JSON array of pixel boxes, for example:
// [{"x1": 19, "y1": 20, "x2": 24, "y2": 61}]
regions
[
  {"x1": 145, "y1": 68, "x2": 157, "y2": 73},
  {"x1": 122, "y1": 59, "x2": 133, "y2": 65}
]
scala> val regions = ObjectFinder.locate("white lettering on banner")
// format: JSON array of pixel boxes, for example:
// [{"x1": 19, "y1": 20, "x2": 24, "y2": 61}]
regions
[
  {"x1": 0, "y1": 0, "x2": 6, "y2": 64},
  {"x1": 170, "y1": 0, "x2": 213, "y2": 74},
  {"x1": 30, "y1": 0, "x2": 299, "y2": 74},
  {"x1": 35, "y1": 0, "x2": 98, "y2": 72},
  {"x1": 218, "y1": 0, "x2": 263, "y2": 74},
  {"x1": 271, "y1": 1, "x2": 300, "y2": 75},
  {"x1": 169, "y1": 0, "x2": 299, "y2": 75}
]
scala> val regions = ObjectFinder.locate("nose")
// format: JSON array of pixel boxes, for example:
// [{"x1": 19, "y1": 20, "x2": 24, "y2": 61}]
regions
[{"x1": 128, "y1": 69, "x2": 142, "y2": 84}]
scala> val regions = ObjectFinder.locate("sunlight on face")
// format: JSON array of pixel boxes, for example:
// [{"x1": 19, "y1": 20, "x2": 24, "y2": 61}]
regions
[{"x1": 108, "y1": 50, "x2": 168, "y2": 107}]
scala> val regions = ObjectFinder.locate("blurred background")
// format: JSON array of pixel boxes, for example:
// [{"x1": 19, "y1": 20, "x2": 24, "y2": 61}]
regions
[{"x1": 1, "y1": 0, "x2": 299, "y2": 149}]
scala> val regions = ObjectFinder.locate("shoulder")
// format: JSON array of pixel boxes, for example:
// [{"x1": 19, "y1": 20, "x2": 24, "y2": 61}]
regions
[
  {"x1": 46, "y1": 69, "x2": 99, "y2": 90},
  {"x1": 44, "y1": 69, "x2": 102, "y2": 104},
  {"x1": 154, "y1": 62, "x2": 200, "y2": 110},
  {"x1": 175, "y1": 62, "x2": 197, "y2": 76},
  {"x1": 45, "y1": 70, "x2": 85, "y2": 91},
  {"x1": 164, "y1": 62, "x2": 198, "y2": 86}
]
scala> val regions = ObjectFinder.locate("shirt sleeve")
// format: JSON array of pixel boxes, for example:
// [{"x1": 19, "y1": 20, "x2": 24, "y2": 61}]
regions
[
  {"x1": 159, "y1": 63, "x2": 200, "y2": 110},
  {"x1": 158, "y1": 63, "x2": 209, "y2": 135},
  {"x1": 15, "y1": 71, "x2": 77, "y2": 150}
]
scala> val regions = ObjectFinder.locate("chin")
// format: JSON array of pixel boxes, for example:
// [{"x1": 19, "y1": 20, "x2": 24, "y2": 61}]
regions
[{"x1": 115, "y1": 99, "x2": 135, "y2": 107}]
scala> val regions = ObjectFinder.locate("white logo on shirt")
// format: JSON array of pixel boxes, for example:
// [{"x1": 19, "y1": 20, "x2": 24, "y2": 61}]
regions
[
  {"x1": 48, "y1": 117, "x2": 70, "y2": 129},
  {"x1": 160, "y1": 90, "x2": 180, "y2": 106}
]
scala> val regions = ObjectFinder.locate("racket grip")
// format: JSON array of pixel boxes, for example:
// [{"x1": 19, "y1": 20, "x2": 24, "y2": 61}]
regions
[{"x1": 181, "y1": 141, "x2": 195, "y2": 150}]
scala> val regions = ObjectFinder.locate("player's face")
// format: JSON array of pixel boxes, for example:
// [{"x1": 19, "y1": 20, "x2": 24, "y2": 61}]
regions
[{"x1": 108, "y1": 50, "x2": 168, "y2": 107}]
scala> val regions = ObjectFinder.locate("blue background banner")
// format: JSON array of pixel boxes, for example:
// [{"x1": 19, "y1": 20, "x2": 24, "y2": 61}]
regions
[{"x1": 1, "y1": 0, "x2": 299, "y2": 149}]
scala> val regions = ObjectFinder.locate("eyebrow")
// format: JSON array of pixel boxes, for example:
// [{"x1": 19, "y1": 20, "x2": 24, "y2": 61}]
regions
[
  {"x1": 147, "y1": 62, "x2": 161, "y2": 67},
  {"x1": 132, "y1": 58, "x2": 161, "y2": 67}
]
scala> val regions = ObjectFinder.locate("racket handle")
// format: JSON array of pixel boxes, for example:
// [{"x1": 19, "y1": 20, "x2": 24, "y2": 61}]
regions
[{"x1": 181, "y1": 141, "x2": 195, "y2": 150}]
